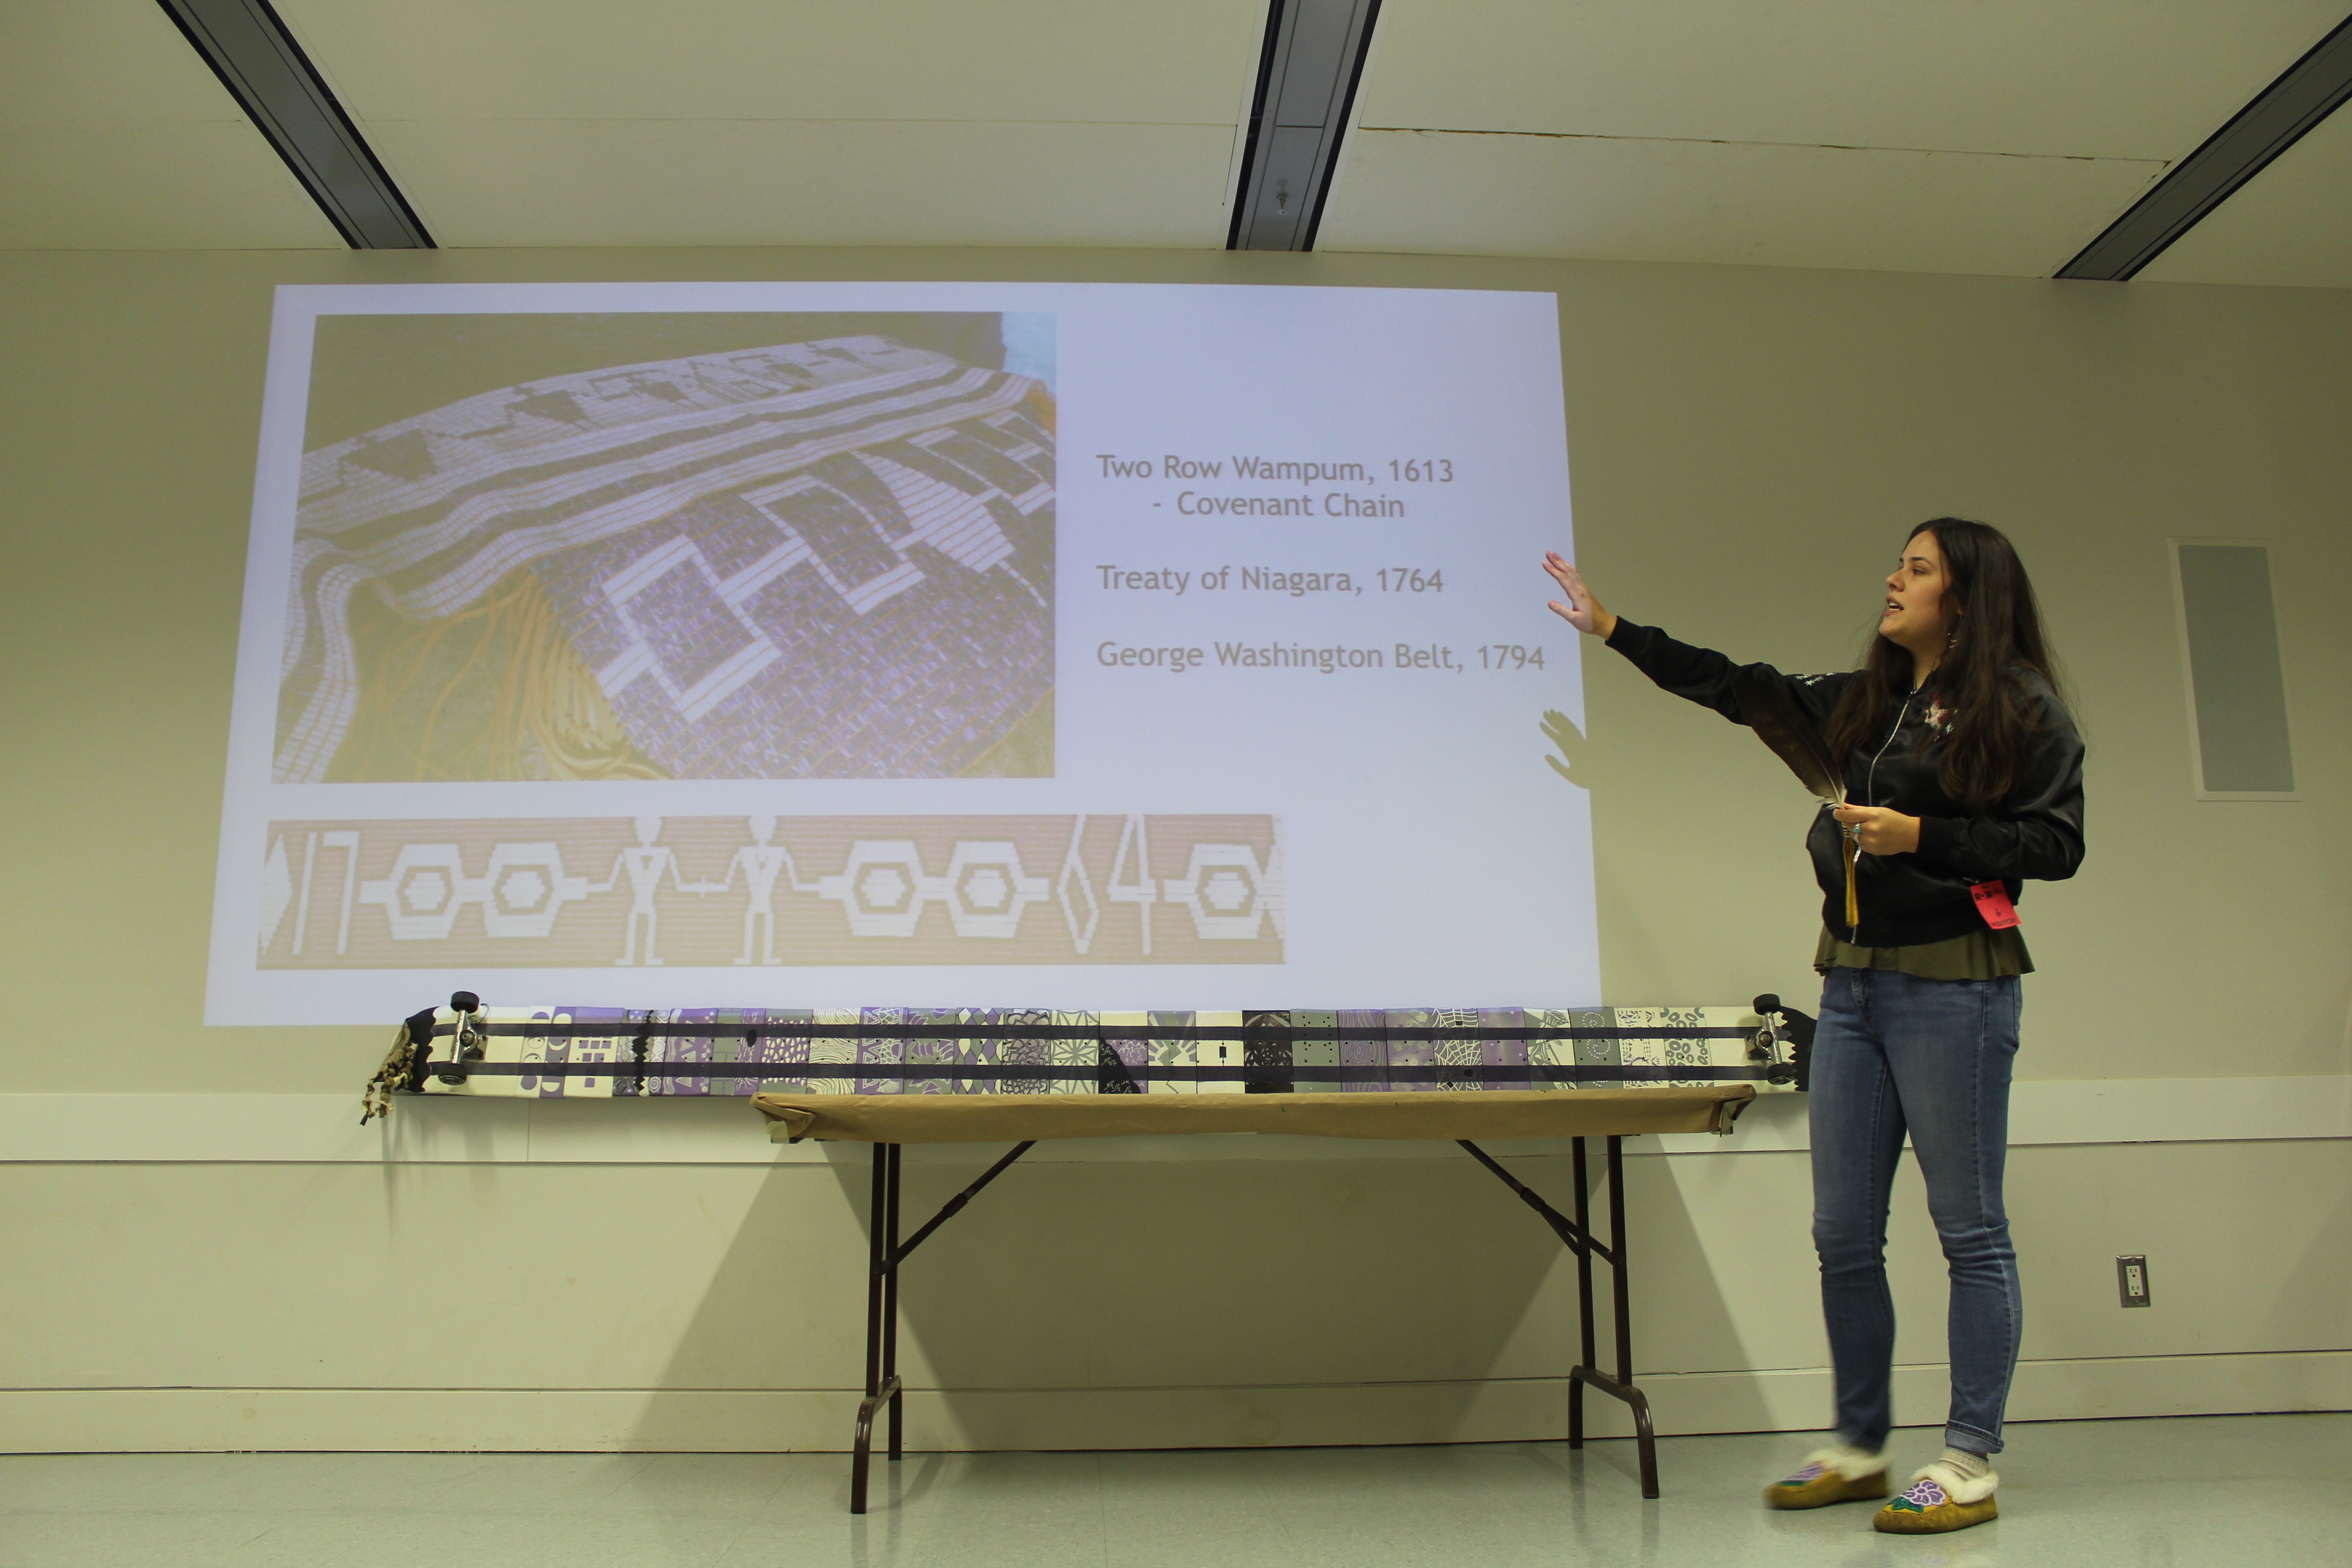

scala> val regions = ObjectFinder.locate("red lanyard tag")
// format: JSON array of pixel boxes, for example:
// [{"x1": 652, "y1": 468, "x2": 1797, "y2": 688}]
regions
[{"x1": 1970, "y1": 881, "x2": 2020, "y2": 930}]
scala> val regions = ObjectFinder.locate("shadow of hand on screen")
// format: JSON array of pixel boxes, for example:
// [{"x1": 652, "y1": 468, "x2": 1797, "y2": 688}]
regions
[{"x1": 1541, "y1": 710, "x2": 1592, "y2": 790}]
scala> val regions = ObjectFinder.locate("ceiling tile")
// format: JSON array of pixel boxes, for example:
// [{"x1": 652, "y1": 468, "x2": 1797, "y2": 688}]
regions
[
  {"x1": 0, "y1": 0, "x2": 342, "y2": 248},
  {"x1": 1318, "y1": 127, "x2": 2164, "y2": 275},
  {"x1": 363, "y1": 119, "x2": 1243, "y2": 248},
  {"x1": 1357, "y1": 1, "x2": 2348, "y2": 159},
  {"x1": 277, "y1": 0, "x2": 1265, "y2": 124},
  {"x1": 2137, "y1": 104, "x2": 2352, "y2": 288},
  {"x1": 2, "y1": 0, "x2": 246, "y2": 120},
  {"x1": 272, "y1": 0, "x2": 1268, "y2": 247},
  {"x1": 8, "y1": 0, "x2": 2341, "y2": 274},
  {"x1": 0, "y1": 122, "x2": 345, "y2": 250}
]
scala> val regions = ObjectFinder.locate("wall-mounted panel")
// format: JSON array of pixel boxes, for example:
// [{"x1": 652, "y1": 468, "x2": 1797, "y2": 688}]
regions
[{"x1": 2172, "y1": 540, "x2": 2298, "y2": 799}]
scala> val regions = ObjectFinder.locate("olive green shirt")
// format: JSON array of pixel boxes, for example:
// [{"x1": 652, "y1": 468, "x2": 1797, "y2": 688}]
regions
[{"x1": 1814, "y1": 923, "x2": 2034, "y2": 980}]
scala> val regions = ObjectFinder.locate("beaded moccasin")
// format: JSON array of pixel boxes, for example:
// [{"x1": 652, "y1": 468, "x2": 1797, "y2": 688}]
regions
[
  {"x1": 1762, "y1": 1449, "x2": 1889, "y2": 1510},
  {"x1": 1873, "y1": 1462, "x2": 1999, "y2": 1533}
]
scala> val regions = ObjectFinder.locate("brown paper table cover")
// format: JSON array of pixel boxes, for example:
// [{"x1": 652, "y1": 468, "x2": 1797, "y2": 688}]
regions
[{"x1": 753, "y1": 1086, "x2": 1753, "y2": 1145}]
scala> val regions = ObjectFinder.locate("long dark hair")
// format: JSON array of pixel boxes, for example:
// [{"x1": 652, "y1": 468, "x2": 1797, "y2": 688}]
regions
[{"x1": 1826, "y1": 518, "x2": 2060, "y2": 809}]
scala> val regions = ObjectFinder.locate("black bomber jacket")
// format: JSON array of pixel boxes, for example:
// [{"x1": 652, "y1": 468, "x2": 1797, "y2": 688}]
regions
[{"x1": 1606, "y1": 619, "x2": 2086, "y2": 946}]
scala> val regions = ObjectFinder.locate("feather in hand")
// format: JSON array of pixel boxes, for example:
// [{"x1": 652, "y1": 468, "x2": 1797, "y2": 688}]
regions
[
  {"x1": 1733, "y1": 672, "x2": 1844, "y2": 805},
  {"x1": 1734, "y1": 671, "x2": 1860, "y2": 930}
]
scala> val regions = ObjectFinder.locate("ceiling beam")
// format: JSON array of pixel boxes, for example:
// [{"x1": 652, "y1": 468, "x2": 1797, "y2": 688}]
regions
[
  {"x1": 155, "y1": 0, "x2": 432, "y2": 249},
  {"x1": 2058, "y1": 12, "x2": 2352, "y2": 280},
  {"x1": 1229, "y1": 0, "x2": 1384, "y2": 251}
]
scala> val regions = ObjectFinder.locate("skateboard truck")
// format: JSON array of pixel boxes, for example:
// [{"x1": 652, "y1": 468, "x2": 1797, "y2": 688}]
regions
[
  {"x1": 436, "y1": 990, "x2": 486, "y2": 1084},
  {"x1": 1750, "y1": 994, "x2": 1816, "y2": 1091}
]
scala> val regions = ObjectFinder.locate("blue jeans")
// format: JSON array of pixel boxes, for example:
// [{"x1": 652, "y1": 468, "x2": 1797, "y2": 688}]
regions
[{"x1": 1809, "y1": 967, "x2": 2023, "y2": 1455}]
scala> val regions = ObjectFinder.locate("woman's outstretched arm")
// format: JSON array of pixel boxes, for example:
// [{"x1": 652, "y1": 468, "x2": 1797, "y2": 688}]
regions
[{"x1": 1542, "y1": 550, "x2": 1847, "y2": 725}]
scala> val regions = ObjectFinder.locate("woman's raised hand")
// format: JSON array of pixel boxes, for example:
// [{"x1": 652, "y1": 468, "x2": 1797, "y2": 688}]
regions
[{"x1": 1542, "y1": 552, "x2": 1617, "y2": 639}]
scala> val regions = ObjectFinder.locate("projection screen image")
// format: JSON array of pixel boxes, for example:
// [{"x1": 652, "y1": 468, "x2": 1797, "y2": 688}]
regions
[
  {"x1": 283, "y1": 313, "x2": 1056, "y2": 786},
  {"x1": 208, "y1": 283, "x2": 1598, "y2": 1024}
]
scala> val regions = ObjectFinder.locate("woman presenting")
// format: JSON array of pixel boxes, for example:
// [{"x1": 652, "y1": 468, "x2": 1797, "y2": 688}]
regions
[{"x1": 1542, "y1": 518, "x2": 2084, "y2": 1536}]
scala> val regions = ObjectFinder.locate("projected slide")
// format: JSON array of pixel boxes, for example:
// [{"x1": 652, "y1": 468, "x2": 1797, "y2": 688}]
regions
[{"x1": 208, "y1": 283, "x2": 1595, "y2": 1024}]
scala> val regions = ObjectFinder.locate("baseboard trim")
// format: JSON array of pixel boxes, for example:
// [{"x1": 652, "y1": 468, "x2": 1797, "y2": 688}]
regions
[{"x1": 6, "y1": 1352, "x2": 2342, "y2": 1454}]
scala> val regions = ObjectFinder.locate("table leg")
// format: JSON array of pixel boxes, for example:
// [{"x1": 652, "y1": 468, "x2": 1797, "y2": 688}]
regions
[
  {"x1": 1557, "y1": 1136, "x2": 1658, "y2": 1497},
  {"x1": 848, "y1": 1139, "x2": 1029, "y2": 1514},
  {"x1": 884, "y1": 1142, "x2": 903, "y2": 1462},
  {"x1": 851, "y1": 1142, "x2": 902, "y2": 1515},
  {"x1": 1569, "y1": 1136, "x2": 1594, "y2": 1450},
  {"x1": 1606, "y1": 1136, "x2": 1658, "y2": 1497},
  {"x1": 1454, "y1": 1136, "x2": 1648, "y2": 1492}
]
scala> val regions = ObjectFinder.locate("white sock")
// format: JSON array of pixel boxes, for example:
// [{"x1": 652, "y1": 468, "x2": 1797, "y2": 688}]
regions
[{"x1": 1938, "y1": 1446, "x2": 1991, "y2": 1481}]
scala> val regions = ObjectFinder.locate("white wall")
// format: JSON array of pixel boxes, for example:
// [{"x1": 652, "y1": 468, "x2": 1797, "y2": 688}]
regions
[{"x1": 1, "y1": 246, "x2": 2346, "y2": 1454}]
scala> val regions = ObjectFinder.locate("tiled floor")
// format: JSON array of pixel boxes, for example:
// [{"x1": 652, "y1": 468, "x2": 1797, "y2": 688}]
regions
[{"x1": 2, "y1": 1413, "x2": 2343, "y2": 1567}]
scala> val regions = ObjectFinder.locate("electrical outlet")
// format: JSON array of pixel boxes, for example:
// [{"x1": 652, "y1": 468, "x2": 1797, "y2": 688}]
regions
[{"x1": 2117, "y1": 1254, "x2": 2152, "y2": 1308}]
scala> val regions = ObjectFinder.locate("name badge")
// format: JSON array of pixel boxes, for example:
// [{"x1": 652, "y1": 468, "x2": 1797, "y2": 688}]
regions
[{"x1": 1970, "y1": 881, "x2": 2020, "y2": 930}]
